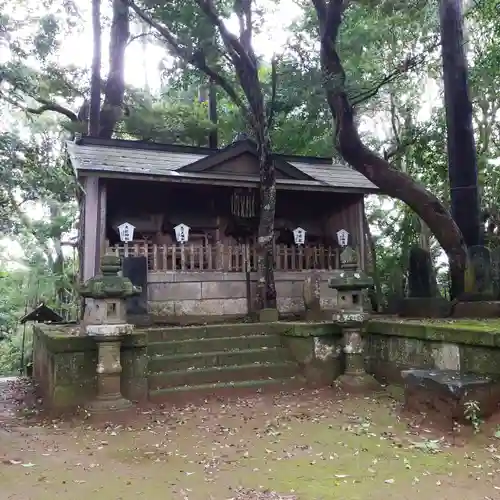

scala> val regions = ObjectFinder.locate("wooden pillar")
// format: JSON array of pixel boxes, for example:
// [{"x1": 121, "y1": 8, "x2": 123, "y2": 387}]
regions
[
  {"x1": 83, "y1": 176, "x2": 100, "y2": 281},
  {"x1": 98, "y1": 179, "x2": 107, "y2": 267},
  {"x1": 358, "y1": 197, "x2": 366, "y2": 271}
]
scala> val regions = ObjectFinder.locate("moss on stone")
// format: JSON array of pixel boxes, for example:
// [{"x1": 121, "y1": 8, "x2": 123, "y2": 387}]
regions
[
  {"x1": 368, "y1": 319, "x2": 500, "y2": 347},
  {"x1": 281, "y1": 322, "x2": 342, "y2": 337},
  {"x1": 459, "y1": 345, "x2": 500, "y2": 376},
  {"x1": 52, "y1": 382, "x2": 96, "y2": 408}
]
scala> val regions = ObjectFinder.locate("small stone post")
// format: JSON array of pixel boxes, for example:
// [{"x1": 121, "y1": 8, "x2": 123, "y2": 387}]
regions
[
  {"x1": 303, "y1": 272, "x2": 322, "y2": 320},
  {"x1": 79, "y1": 254, "x2": 141, "y2": 412},
  {"x1": 328, "y1": 246, "x2": 379, "y2": 391}
]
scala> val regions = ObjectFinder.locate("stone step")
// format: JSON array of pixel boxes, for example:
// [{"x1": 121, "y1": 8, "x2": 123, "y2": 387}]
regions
[
  {"x1": 146, "y1": 322, "x2": 287, "y2": 343},
  {"x1": 148, "y1": 362, "x2": 298, "y2": 390},
  {"x1": 147, "y1": 335, "x2": 283, "y2": 356},
  {"x1": 148, "y1": 378, "x2": 303, "y2": 402},
  {"x1": 148, "y1": 347, "x2": 290, "y2": 373}
]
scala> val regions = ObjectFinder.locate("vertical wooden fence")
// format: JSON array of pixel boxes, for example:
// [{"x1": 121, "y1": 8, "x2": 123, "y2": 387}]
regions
[{"x1": 110, "y1": 243, "x2": 340, "y2": 272}]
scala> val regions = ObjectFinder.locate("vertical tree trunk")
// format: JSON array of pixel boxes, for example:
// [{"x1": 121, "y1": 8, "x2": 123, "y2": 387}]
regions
[
  {"x1": 440, "y1": 0, "x2": 480, "y2": 251},
  {"x1": 256, "y1": 134, "x2": 277, "y2": 309},
  {"x1": 100, "y1": 0, "x2": 130, "y2": 138},
  {"x1": 363, "y1": 211, "x2": 382, "y2": 312},
  {"x1": 89, "y1": 0, "x2": 102, "y2": 136},
  {"x1": 208, "y1": 80, "x2": 218, "y2": 148},
  {"x1": 140, "y1": 19, "x2": 150, "y2": 94}
]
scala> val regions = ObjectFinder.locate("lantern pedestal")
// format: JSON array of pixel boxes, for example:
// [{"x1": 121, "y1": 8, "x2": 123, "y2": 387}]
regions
[
  {"x1": 87, "y1": 325, "x2": 134, "y2": 412},
  {"x1": 328, "y1": 246, "x2": 381, "y2": 393},
  {"x1": 79, "y1": 255, "x2": 141, "y2": 413}
]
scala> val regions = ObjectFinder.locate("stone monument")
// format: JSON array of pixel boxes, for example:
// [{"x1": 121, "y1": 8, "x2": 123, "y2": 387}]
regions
[
  {"x1": 79, "y1": 254, "x2": 141, "y2": 411},
  {"x1": 398, "y1": 245, "x2": 451, "y2": 318},
  {"x1": 303, "y1": 271, "x2": 321, "y2": 320},
  {"x1": 328, "y1": 244, "x2": 380, "y2": 391},
  {"x1": 408, "y1": 246, "x2": 437, "y2": 298}
]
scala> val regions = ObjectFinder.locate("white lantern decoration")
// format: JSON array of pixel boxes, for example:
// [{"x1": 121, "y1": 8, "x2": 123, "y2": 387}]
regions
[
  {"x1": 336, "y1": 228, "x2": 350, "y2": 247},
  {"x1": 174, "y1": 223, "x2": 190, "y2": 243},
  {"x1": 117, "y1": 222, "x2": 135, "y2": 243},
  {"x1": 293, "y1": 226, "x2": 306, "y2": 245}
]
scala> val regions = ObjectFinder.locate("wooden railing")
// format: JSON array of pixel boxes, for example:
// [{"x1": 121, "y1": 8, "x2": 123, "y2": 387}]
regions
[{"x1": 110, "y1": 243, "x2": 340, "y2": 272}]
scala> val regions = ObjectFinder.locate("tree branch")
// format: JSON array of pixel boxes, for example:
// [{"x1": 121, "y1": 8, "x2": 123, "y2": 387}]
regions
[
  {"x1": 25, "y1": 98, "x2": 79, "y2": 122},
  {"x1": 196, "y1": 0, "x2": 255, "y2": 68},
  {"x1": 126, "y1": 31, "x2": 151, "y2": 46},
  {"x1": 125, "y1": 0, "x2": 249, "y2": 115},
  {"x1": 194, "y1": 0, "x2": 266, "y2": 131},
  {"x1": 351, "y1": 39, "x2": 440, "y2": 105},
  {"x1": 383, "y1": 133, "x2": 421, "y2": 160}
]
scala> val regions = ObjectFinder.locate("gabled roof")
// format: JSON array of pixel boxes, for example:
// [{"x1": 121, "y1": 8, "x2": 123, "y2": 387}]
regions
[
  {"x1": 19, "y1": 303, "x2": 63, "y2": 324},
  {"x1": 67, "y1": 137, "x2": 378, "y2": 193}
]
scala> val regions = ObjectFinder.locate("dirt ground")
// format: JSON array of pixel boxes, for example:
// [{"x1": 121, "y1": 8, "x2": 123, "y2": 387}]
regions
[{"x1": 1, "y1": 378, "x2": 500, "y2": 500}]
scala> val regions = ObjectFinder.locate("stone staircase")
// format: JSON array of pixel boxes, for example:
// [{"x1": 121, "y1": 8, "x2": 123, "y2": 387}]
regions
[{"x1": 146, "y1": 323, "x2": 302, "y2": 400}]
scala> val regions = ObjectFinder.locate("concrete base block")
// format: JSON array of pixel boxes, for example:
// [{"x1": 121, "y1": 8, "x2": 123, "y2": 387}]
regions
[
  {"x1": 335, "y1": 373, "x2": 381, "y2": 393},
  {"x1": 86, "y1": 395, "x2": 132, "y2": 413},
  {"x1": 259, "y1": 308, "x2": 279, "y2": 322}
]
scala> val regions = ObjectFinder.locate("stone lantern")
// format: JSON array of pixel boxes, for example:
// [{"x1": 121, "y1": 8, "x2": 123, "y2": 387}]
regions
[
  {"x1": 79, "y1": 254, "x2": 141, "y2": 411},
  {"x1": 328, "y1": 246, "x2": 379, "y2": 391}
]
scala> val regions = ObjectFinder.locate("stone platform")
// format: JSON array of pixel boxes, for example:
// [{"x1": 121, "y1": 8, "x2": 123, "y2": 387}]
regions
[{"x1": 402, "y1": 369, "x2": 500, "y2": 423}]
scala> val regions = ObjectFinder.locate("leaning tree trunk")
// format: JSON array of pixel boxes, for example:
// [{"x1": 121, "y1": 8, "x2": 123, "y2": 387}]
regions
[
  {"x1": 100, "y1": 0, "x2": 130, "y2": 138},
  {"x1": 312, "y1": 0, "x2": 468, "y2": 297}
]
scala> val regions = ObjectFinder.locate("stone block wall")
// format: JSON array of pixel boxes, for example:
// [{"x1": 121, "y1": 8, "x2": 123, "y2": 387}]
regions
[
  {"x1": 147, "y1": 271, "x2": 338, "y2": 317},
  {"x1": 32, "y1": 325, "x2": 148, "y2": 409},
  {"x1": 32, "y1": 324, "x2": 97, "y2": 409},
  {"x1": 366, "y1": 319, "x2": 500, "y2": 384},
  {"x1": 281, "y1": 322, "x2": 343, "y2": 386}
]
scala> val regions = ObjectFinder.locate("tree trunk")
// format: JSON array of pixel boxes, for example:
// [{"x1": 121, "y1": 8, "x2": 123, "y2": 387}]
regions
[
  {"x1": 256, "y1": 133, "x2": 277, "y2": 309},
  {"x1": 99, "y1": 0, "x2": 129, "y2": 139},
  {"x1": 440, "y1": 0, "x2": 480, "y2": 249},
  {"x1": 126, "y1": 0, "x2": 277, "y2": 308},
  {"x1": 336, "y1": 102, "x2": 466, "y2": 296},
  {"x1": 363, "y1": 211, "x2": 382, "y2": 312},
  {"x1": 89, "y1": 0, "x2": 102, "y2": 136},
  {"x1": 313, "y1": 0, "x2": 468, "y2": 298}
]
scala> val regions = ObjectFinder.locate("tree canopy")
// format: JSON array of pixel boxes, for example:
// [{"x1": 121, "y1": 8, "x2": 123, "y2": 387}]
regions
[{"x1": 0, "y1": 0, "x2": 499, "y2": 371}]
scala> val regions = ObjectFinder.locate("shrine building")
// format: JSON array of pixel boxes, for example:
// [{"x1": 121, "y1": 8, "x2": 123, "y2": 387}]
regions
[{"x1": 67, "y1": 136, "x2": 377, "y2": 322}]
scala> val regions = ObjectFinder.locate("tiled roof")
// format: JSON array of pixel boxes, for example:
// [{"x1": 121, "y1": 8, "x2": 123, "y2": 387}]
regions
[
  {"x1": 67, "y1": 141, "x2": 378, "y2": 192},
  {"x1": 289, "y1": 161, "x2": 376, "y2": 192},
  {"x1": 67, "y1": 142, "x2": 206, "y2": 176}
]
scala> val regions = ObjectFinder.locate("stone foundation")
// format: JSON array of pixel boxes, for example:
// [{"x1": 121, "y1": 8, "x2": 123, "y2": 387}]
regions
[
  {"x1": 366, "y1": 318, "x2": 500, "y2": 383},
  {"x1": 32, "y1": 317, "x2": 500, "y2": 411},
  {"x1": 147, "y1": 271, "x2": 337, "y2": 318}
]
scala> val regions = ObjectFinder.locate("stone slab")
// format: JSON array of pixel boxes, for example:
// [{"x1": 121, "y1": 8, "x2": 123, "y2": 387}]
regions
[
  {"x1": 173, "y1": 298, "x2": 248, "y2": 316},
  {"x1": 149, "y1": 282, "x2": 202, "y2": 301},
  {"x1": 276, "y1": 280, "x2": 304, "y2": 298},
  {"x1": 201, "y1": 281, "x2": 247, "y2": 299},
  {"x1": 402, "y1": 368, "x2": 500, "y2": 421},
  {"x1": 452, "y1": 301, "x2": 500, "y2": 318},
  {"x1": 398, "y1": 297, "x2": 452, "y2": 318},
  {"x1": 277, "y1": 297, "x2": 304, "y2": 313},
  {"x1": 432, "y1": 343, "x2": 460, "y2": 370}
]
